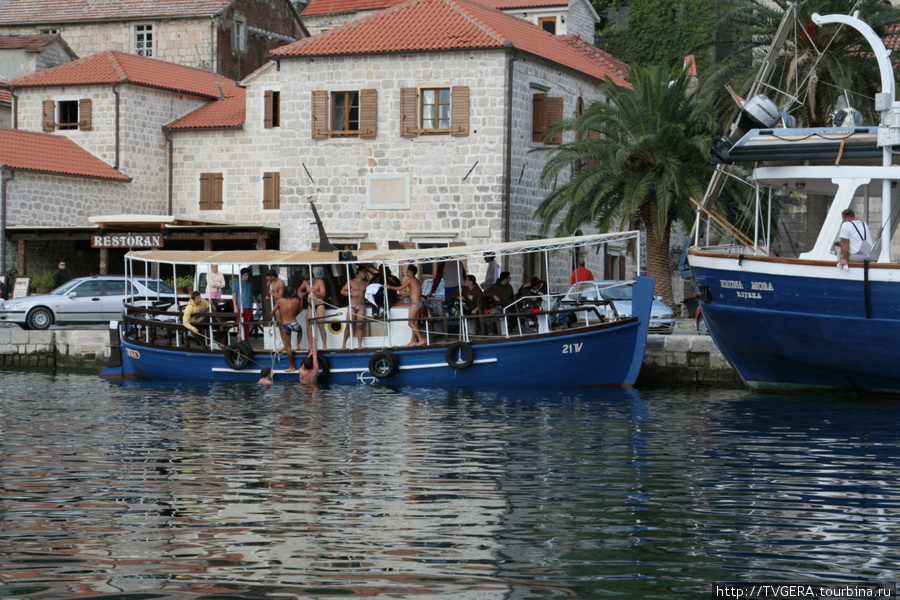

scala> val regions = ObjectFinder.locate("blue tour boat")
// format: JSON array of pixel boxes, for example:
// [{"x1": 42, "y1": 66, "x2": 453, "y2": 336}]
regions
[
  {"x1": 688, "y1": 10, "x2": 900, "y2": 393},
  {"x1": 102, "y1": 232, "x2": 655, "y2": 387}
]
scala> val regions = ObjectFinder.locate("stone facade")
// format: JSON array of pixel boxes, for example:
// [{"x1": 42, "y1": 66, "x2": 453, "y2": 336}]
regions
[
  {"x1": 13, "y1": 83, "x2": 207, "y2": 219},
  {"x1": 0, "y1": 38, "x2": 76, "y2": 80},
  {"x1": 170, "y1": 49, "x2": 631, "y2": 288},
  {"x1": 0, "y1": 0, "x2": 303, "y2": 81}
]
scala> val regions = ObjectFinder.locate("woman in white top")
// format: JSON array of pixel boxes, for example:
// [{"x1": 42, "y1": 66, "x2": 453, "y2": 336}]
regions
[{"x1": 206, "y1": 264, "x2": 225, "y2": 301}]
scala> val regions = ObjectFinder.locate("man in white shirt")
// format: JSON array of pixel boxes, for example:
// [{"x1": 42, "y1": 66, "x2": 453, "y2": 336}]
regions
[{"x1": 838, "y1": 209, "x2": 874, "y2": 266}]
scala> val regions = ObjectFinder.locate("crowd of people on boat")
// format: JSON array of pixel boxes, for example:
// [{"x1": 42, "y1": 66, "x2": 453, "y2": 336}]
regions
[{"x1": 173, "y1": 251, "x2": 576, "y2": 355}]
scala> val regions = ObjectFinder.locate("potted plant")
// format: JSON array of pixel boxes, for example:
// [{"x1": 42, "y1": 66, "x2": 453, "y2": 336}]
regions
[{"x1": 175, "y1": 275, "x2": 194, "y2": 295}]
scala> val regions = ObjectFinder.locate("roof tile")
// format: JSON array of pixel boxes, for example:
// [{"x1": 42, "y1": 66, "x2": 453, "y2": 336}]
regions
[
  {"x1": 7, "y1": 51, "x2": 235, "y2": 99},
  {"x1": 0, "y1": 0, "x2": 232, "y2": 25},
  {"x1": 0, "y1": 84, "x2": 11, "y2": 106},
  {"x1": 277, "y1": 0, "x2": 628, "y2": 84},
  {"x1": 301, "y1": 0, "x2": 565, "y2": 17},
  {"x1": 0, "y1": 33, "x2": 59, "y2": 50},
  {"x1": 167, "y1": 83, "x2": 246, "y2": 130},
  {"x1": 0, "y1": 127, "x2": 131, "y2": 180}
]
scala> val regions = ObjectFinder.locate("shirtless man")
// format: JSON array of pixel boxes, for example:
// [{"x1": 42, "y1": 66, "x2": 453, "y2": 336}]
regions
[
  {"x1": 299, "y1": 268, "x2": 328, "y2": 349},
  {"x1": 274, "y1": 286, "x2": 302, "y2": 372},
  {"x1": 266, "y1": 269, "x2": 285, "y2": 325},
  {"x1": 340, "y1": 268, "x2": 368, "y2": 349},
  {"x1": 298, "y1": 344, "x2": 319, "y2": 387},
  {"x1": 390, "y1": 264, "x2": 426, "y2": 346}
]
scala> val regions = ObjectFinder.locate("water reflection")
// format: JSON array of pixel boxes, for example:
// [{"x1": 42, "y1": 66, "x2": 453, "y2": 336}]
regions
[{"x1": 1, "y1": 374, "x2": 899, "y2": 598}]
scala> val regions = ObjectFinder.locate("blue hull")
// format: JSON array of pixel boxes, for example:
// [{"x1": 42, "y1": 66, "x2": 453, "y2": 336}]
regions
[
  {"x1": 102, "y1": 277, "x2": 656, "y2": 387},
  {"x1": 690, "y1": 255, "x2": 900, "y2": 393}
]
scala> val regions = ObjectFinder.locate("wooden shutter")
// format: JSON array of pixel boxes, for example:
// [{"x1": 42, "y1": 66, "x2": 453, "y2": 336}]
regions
[
  {"x1": 450, "y1": 86, "x2": 469, "y2": 137},
  {"x1": 532, "y1": 93, "x2": 546, "y2": 143},
  {"x1": 263, "y1": 172, "x2": 280, "y2": 210},
  {"x1": 78, "y1": 98, "x2": 92, "y2": 131},
  {"x1": 400, "y1": 87, "x2": 417, "y2": 138},
  {"x1": 359, "y1": 88, "x2": 377, "y2": 139},
  {"x1": 200, "y1": 173, "x2": 223, "y2": 210},
  {"x1": 546, "y1": 96, "x2": 563, "y2": 145},
  {"x1": 42, "y1": 100, "x2": 56, "y2": 132},
  {"x1": 264, "y1": 90, "x2": 274, "y2": 128},
  {"x1": 311, "y1": 90, "x2": 328, "y2": 139}
]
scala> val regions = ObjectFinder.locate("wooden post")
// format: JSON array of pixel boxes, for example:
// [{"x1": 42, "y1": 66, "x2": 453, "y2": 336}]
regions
[
  {"x1": 99, "y1": 247, "x2": 108, "y2": 274},
  {"x1": 17, "y1": 239, "x2": 25, "y2": 275}
]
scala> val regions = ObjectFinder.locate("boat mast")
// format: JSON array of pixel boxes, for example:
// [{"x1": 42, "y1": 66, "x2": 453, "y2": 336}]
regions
[
  {"x1": 812, "y1": 11, "x2": 897, "y2": 263},
  {"x1": 694, "y1": 4, "x2": 798, "y2": 252}
]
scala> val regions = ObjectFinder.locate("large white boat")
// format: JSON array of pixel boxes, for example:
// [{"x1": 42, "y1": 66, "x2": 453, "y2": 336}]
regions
[{"x1": 687, "y1": 10, "x2": 900, "y2": 393}]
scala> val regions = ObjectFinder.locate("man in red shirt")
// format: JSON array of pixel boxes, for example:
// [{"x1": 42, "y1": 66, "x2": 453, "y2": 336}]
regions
[{"x1": 570, "y1": 259, "x2": 594, "y2": 284}]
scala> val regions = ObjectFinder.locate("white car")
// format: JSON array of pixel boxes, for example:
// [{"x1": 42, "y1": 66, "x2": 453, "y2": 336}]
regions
[
  {"x1": 0, "y1": 275, "x2": 173, "y2": 330},
  {"x1": 561, "y1": 280, "x2": 676, "y2": 334}
]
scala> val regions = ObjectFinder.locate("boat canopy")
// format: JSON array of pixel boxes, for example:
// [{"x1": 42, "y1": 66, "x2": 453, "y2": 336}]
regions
[{"x1": 126, "y1": 231, "x2": 640, "y2": 267}]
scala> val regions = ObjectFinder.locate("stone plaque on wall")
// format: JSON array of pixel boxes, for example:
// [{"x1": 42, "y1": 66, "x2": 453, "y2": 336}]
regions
[{"x1": 366, "y1": 174, "x2": 410, "y2": 210}]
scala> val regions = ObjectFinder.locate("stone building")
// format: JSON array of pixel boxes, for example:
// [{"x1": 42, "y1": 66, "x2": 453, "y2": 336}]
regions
[
  {"x1": 299, "y1": 0, "x2": 599, "y2": 42},
  {"x1": 0, "y1": 0, "x2": 307, "y2": 82},
  {"x1": 0, "y1": 34, "x2": 79, "y2": 127},
  {"x1": 0, "y1": 52, "x2": 274, "y2": 280},
  {"x1": 170, "y1": 0, "x2": 629, "y2": 286}
]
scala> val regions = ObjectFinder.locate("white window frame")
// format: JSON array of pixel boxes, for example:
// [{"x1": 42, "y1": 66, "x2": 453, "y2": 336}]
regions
[
  {"x1": 135, "y1": 23, "x2": 153, "y2": 57},
  {"x1": 234, "y1": 16, "x2": 247, "y2": 53}
]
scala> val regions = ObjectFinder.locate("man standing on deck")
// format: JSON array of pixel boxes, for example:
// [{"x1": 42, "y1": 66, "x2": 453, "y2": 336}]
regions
[
  {"x1": 570, "y1": 259, "x2": 593, "y2": 284},
  {"x1": 838, "y1": 209, "x2": 874, "y2": 266}
]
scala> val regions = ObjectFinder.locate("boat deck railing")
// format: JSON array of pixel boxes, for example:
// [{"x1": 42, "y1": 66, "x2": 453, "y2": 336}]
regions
[{"x1": 120, "y1": 299, "x2": 616, "y2": 352}]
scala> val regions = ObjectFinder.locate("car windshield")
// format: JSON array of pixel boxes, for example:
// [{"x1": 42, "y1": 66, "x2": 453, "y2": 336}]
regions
[
  {"x1": 50, "y1": 279, "x2": 82, "y2": 295},
  {"x1": 598, "y1": 284, "x2": 633, "y2": 301}
]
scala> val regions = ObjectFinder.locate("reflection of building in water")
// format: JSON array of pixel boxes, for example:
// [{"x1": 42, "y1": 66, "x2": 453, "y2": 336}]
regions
[{"x1": 56, "y1": 391, "x2": 514, "y2": 597}]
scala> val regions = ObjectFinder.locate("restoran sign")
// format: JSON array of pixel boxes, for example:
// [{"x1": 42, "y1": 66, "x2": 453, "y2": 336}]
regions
[{"x1": 92, "y1": 233, "x2": 162, "y2": 248}]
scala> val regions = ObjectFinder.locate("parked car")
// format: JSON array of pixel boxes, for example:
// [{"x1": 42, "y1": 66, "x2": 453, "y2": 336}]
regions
[
  {"x1": 696, "y1": 307, "x2": 709, "y2": 335},
  {"x1": 560, "y1": 280, "x2": 676, "y2": 334},
  {"x1": 0, "y1": 275, "x2": 173, "y2": 330}
]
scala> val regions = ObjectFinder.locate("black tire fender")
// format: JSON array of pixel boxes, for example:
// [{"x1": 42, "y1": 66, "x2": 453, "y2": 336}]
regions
[
  {"x1": 317, "y1": 354, "x2": 330, "y2": 379},
  {"x1": 368, "y1": 350, "x2": 399, "y2": 378},
  {"x1": 446, "y1": 341, "x2": 474, "y2": 370},
  {"x1": 224, "y1": 340, "x2": 254, "y2": 370}
]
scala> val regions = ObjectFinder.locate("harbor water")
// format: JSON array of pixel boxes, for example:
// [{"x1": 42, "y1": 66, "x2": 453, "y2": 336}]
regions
[{"x1": 1, "y1": 373, "x2": 899, "y2": 598}]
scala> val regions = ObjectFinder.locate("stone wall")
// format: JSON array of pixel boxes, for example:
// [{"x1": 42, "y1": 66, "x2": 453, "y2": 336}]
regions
[
  {"x1": 639, "y1": 333, "x2": 743, "y2": 387},
  {"x1": 0, "y1": 328, "x2": 108, "y2": 372},
  {"x1": 171, "y1": 50, "x2": 629, "y2": 287},
  {"x1": 0, "y1": 20, "x2": 216, "y2": 71}
]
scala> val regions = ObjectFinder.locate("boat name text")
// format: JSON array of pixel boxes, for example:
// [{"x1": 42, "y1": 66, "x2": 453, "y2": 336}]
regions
[
  {"x1": 720, "y1": 279, "x2": 774, "y2": 292},
  {"x1": 562, "y1": 343, "x2": 583, "y2": 354}
]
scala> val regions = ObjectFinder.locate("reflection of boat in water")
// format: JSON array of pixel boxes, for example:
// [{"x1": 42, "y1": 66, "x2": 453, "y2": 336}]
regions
[
  {"x1": 688, "y1": 11, "x2": 900, "y2": 393},
  {"x1": 102, "y1": 229, "x2": 654, "y2": 387}
]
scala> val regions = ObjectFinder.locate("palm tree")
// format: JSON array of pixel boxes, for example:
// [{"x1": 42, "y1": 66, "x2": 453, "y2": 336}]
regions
[
  {"x1": 535, "y1": 65, "x2": 717, "y2": 308},
  {"x1": 707, "y1": 0, "x2": 900, "y2": 128}
]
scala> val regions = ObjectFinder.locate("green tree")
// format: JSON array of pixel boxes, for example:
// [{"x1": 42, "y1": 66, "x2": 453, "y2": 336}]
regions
[
  {"x1": 535, "y1": 65, "x2": 716, "y2": 308},
  {"x1": 706, "y1": 0, "x2": 900, "y2": 127},
  {"x1": 596, "y1": 0, "x2": 717, "y2": 72}
]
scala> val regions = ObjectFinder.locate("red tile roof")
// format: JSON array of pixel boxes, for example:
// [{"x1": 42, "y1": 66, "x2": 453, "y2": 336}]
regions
[
  {"x1": 276, "y1": 0, "x2": 628, "y2": 84},
  {"x1": 0, "y1": 0, "x2": 233, "y2": 25},
  {"x1": 470, "y1": 0, "x2": 567, "y2": 8},
  {"x1": 301, "y1": 0, "x2": 564, "y2": 17},
  {"x1": 167, "y1": 83, "x2": 246, "y2": 130},
  {"x1": 302, "y1": 0, "x2": 404, "y2": 17},
  {"x1": 0, "y1": 34, "x2": 60, "y2": 50},
  {"x1": 0, "y1": 84, "x2": 11, "y2": 106},
  {"x1": 0, "y1": 127, "x2": 131, "y2": 180},
  {"x1": 7, "y1": 51, "x2": 235, "y2": 99},
  {"x1": 558, "y1": 35, "x2": 629, "y2": 88}
]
